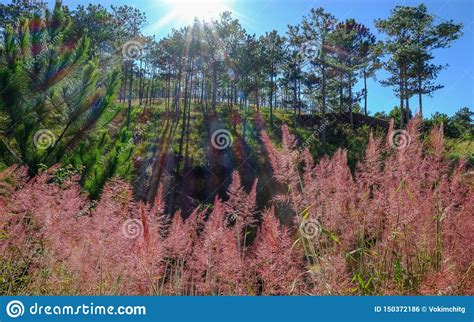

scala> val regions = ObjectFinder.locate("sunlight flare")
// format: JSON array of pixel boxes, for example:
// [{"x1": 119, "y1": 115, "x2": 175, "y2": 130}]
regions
[{"x1": 163, "y1": 0, "x2": 231, "y2": 24}]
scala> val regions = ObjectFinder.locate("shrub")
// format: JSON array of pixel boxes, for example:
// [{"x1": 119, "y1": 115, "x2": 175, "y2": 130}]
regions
[{"x1": 0, "y1": 118, "x2": 472, "y2": 295}]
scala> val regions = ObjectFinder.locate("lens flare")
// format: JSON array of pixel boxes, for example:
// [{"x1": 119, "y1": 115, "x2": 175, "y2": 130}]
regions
[{"x1": 167, "y1": 0, "x2": 230, "y2": 23}]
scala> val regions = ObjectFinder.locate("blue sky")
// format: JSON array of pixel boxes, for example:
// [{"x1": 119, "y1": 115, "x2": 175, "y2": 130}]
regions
[{"x1": 38, "y1": 0, "x2": 474, "y2": 116}]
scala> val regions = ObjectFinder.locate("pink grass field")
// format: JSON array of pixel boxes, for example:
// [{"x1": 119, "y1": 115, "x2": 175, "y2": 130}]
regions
[{"x1": 1, "y1": 119, "x2": 472, "y2": 295}]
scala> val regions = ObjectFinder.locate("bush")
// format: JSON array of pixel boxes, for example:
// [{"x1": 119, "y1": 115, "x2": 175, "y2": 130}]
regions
[{"x1": 0, "y1": 118, "x2": 472, "y2": 295}]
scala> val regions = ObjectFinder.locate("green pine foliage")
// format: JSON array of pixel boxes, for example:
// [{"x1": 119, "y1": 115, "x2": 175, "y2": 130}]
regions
[{"x1": 0, "y1": 1, "x2": 120, "y2": 173}]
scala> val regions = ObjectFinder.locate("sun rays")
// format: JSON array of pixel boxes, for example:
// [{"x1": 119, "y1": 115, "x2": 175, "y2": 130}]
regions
[{"x1": 147, "y1": 0, "x2": 234, "y2": 33}]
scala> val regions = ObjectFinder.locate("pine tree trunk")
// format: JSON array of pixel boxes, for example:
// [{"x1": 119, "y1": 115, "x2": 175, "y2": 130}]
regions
[
  {"x1": 418, "y1": 76, "x2": 423, "y2": 117},
  {"x1": 405, "y1": 71, "x2": 410, "y2": 122},
  {"x1": 339, "y1": 73, "x2": 344, "y2": 113},
  {"x1": 256, "y1": 84, "x2": 260, "y2": 112},
  {"x1": 126, "y1": 62, "x2": 133, "y2": 129},
  {"x1": 138, "y1": 60, "x2": 143, "y2": 106},
  {"x1": 269, "y1": 74, "x2": 273, "y2": 126},
  {"x1": 185, "y1": 66, "x2": 194, "y2": 169},
  {"x1": 321, "y1": 51, "x2": 327, "y2": 142},
  {"x1": 211, "y1": 61, "x2": 217, "y2": 112},
  {"x1": 399, "y1": 67, "x2": 405, "y2": 128},
  {"x1": 363, "y1": 71, "x2": 368, "y2": 116},
  {"x1": 348, "y1": 73, "x2": 354, "y2": 128},
  {"x1": 293, "y1": 77, "x2": 297, "y2": 117}
]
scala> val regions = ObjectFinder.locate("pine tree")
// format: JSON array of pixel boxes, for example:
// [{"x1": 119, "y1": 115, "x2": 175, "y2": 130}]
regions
[
  {"x1": 0, "y1": 1, "x2": 120, "y2": 172},
  {"x1": 375, "y1": 4, "x2": 462, "y2": 121}
]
